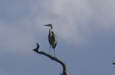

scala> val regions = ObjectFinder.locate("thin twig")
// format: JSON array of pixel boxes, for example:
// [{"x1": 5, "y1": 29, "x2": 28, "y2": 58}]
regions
[{"x1": 33, "y1": 43, "x2": 68, "y2": 75}]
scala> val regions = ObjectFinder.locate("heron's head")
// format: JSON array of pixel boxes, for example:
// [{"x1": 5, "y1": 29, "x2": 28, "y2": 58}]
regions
[{"x1": 44, "y1": 24, "x2": 53, "y2": 29}]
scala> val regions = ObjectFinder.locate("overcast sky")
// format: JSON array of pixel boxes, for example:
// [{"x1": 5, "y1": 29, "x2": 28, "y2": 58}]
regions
[{"x1": 0, "y1": 0, "x2": 115, "y2": 75}]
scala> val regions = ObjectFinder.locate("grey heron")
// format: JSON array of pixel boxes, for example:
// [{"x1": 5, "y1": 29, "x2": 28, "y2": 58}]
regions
[{"x1": 44, "y1": 24, "x2": 57, "y2": 56}]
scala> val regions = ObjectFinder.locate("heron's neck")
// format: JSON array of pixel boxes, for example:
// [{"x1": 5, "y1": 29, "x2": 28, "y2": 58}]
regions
[
  {"x1": 49, "y1": 28, "x2": 53, "y2": 31},
  {"x1": 49, "y1": 29, "x2": 53, "y2": 36},
  {"x1": 49, "y1": 28, "x2": 52, "y2": 33}
]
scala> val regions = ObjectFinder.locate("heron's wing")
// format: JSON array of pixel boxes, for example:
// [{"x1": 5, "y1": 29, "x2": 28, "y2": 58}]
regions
[
  {"x1": 51, "y1": 31, "x2": 56, "y2": 41},
  {"x1": 51, "y1": 31, "x2": 57, "y2": 46}
]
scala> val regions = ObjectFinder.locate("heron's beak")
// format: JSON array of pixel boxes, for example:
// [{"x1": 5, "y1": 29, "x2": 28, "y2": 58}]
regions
[
  {"x1": 44, "y1": 24, "x2": 53, "y2": 29},
  {"x1": 44, "y1": 24, "x2": 50, "y2": 27}
]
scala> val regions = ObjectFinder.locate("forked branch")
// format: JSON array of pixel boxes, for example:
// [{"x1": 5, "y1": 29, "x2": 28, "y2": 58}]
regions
[{"x1": 33, "y1": 43, "x2": 68, "y2": 75}]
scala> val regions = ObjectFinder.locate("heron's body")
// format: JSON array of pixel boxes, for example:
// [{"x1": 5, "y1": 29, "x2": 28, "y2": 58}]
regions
[
  {"x1": 48, "y1": 29, "x2": 57, "y2": 49},
  {"x1": 44, "y1": 24, "x2": 57, "y2": 56}
]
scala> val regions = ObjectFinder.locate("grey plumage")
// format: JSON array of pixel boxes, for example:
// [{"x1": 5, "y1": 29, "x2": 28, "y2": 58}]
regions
[{"x1": 44, "y1": 24, "x2": 57, "y2": 55}]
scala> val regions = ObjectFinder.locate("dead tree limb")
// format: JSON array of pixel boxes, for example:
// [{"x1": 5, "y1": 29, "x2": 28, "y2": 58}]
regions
[
  {"x1": 33, "y1": 43, "x2": 68, "y2": 75},
  {"x1": 112, "y1": 62, "x2": 115, "y2": 65}
]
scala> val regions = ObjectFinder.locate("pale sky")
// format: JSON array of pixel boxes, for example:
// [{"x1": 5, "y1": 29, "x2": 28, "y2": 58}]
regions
[{"x1": 0, "y1": 0, "x2": 115, "y2": 75}]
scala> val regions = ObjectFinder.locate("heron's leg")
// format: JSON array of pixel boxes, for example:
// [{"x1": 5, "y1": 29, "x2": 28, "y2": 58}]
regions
[
  {"x1": 53, "y1": 49, "x2": 56, "y2": 57},
  {"x1": 48, "y1": 45, "x2": 51, "y2": 54}
]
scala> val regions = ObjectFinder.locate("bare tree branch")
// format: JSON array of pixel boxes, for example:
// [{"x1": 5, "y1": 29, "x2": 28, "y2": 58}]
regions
[
  {"x1": 33, "y1": 43, "x2": 68, "y2": 75},
  {"x1": 112, "y1": 62, "x2": 115, "y2": 65}
]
